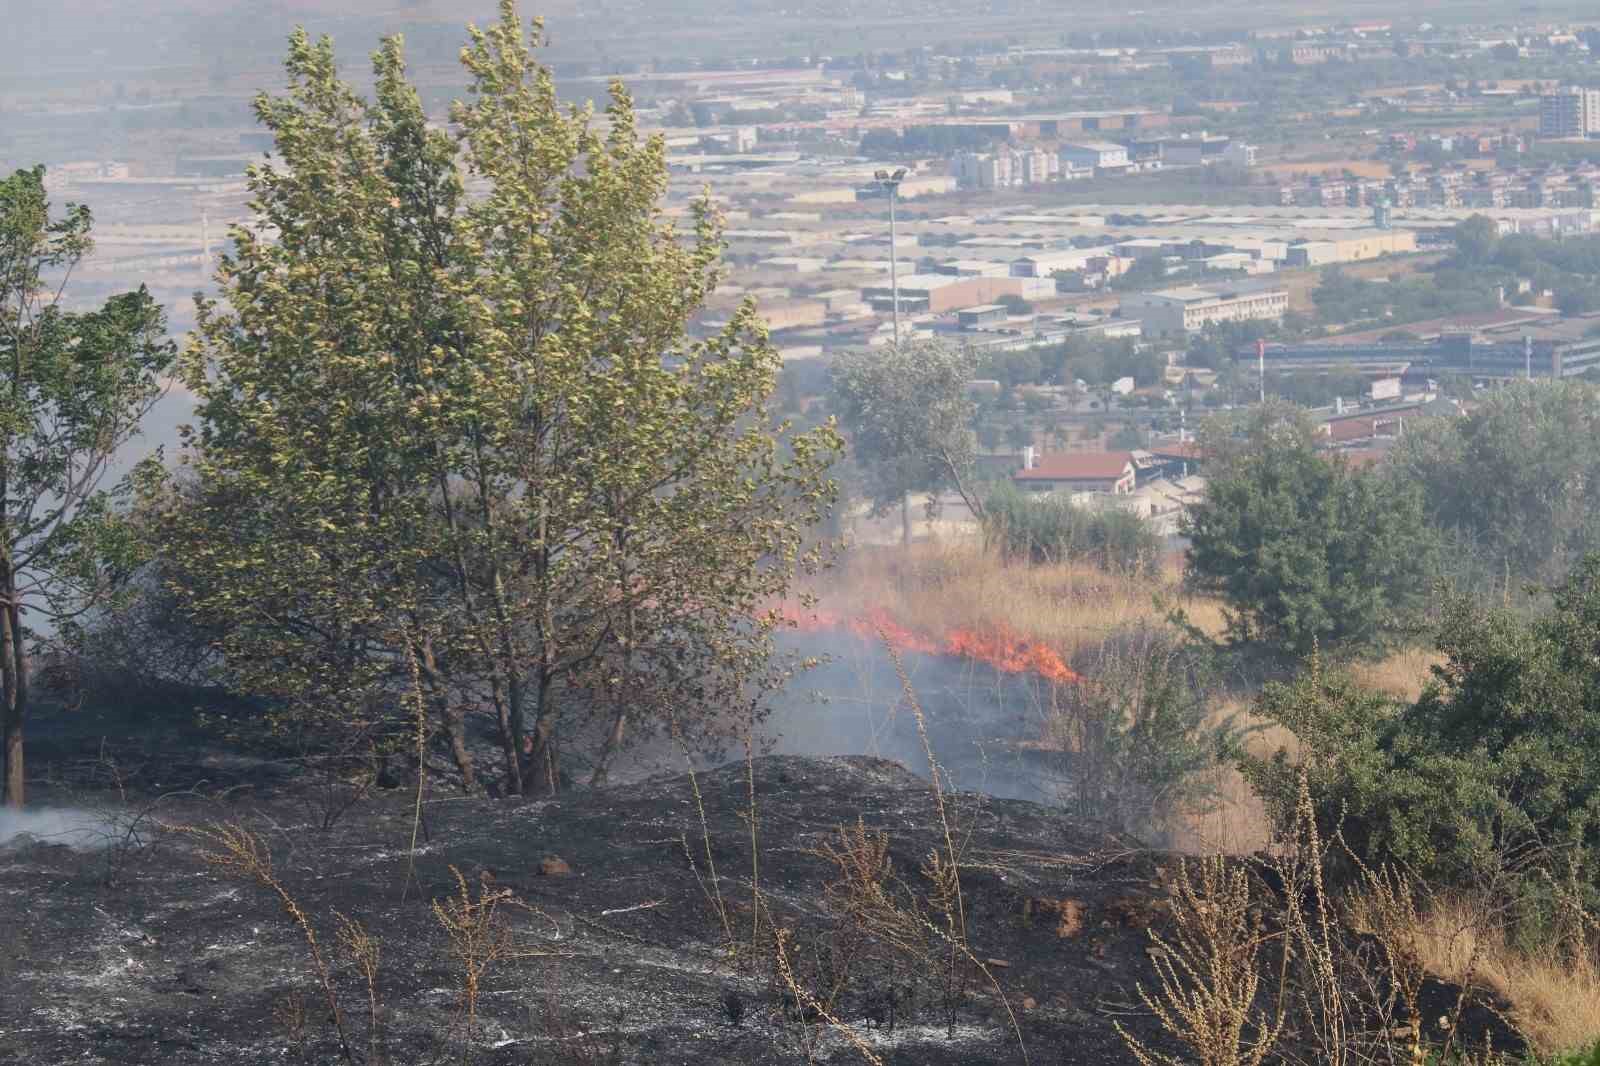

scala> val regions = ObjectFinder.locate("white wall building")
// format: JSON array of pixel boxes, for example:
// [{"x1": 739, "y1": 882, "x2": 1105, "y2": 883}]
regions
[{"x1": 1120, "y1": 285, "x2": 1288, "y2": 337}]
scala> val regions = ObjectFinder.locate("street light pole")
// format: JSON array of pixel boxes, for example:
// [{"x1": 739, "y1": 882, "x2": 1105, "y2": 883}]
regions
[
  {"x1": 874, "y1": 167, "x2": 908, "y2": 345},
  {"x1": 888, "y1": 183, "x2": 900, "y2": 344}
]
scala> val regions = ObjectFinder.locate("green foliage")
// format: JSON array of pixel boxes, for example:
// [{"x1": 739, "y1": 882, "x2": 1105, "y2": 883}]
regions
[
  {"x1": 1059, "y1": 624, "x2": 1249, "y2": 840},
  {"x1": 159, "y1": 5, "x2": 838, "y2": 795},
  {"x1": 1531, "y1": 1040, "x2": 1600, "y2": 1066},
  {"x1": 1310, "y1": 265, "x2": 1500, "y2": 332},
  {"x1": 1184, "y1": 403, "x2": 1437, "y2": 656},
  {"x1": 982, "y1": 482, "x2": 1163, "y2": 574},
  {"x1": 829, "y1": 340, "x2": 977, "y2": 538},
  {"x1": 1390, "y1": 381, "x2": 1600, "y2": 589},
  {"x1": 1108, "y1": 424, "x2": 1144, "y2": 450},
  {"x1": 1453, "y1": 214, "x2": 1500, "y2": 264},
  {"x1": 0, "y1": 166, "x2": 175, "y2": 805},
  {"x1": 1246, "y1": 556, "x2": 1600, "y2": 894}
]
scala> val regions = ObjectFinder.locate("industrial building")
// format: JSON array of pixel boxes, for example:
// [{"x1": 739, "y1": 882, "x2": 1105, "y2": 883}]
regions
[
  {"x1": 1059, "y1": 142, "x2": 1131, "y2": 172},
  {"x1": 1121, "y1": 284, "x2": 1289, "y2": 336},
  {"x1": 1245, "y1": 320, "x2": 1600, "y2": 381},
  {"x1": 860, "y1": 274, "x2": 1054, "y2": 314}
]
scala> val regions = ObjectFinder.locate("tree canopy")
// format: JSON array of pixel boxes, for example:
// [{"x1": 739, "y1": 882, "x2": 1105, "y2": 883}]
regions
[
  {"x1": 1184, "y1": 402, "x2": 1436, "y2": 656},
  {"x1": 1247, "y1": 554, "x2": 1600, "y2": 894},
  {"x1": 0, "y1": 166, "x2": 174, "y2": 806},
  {"x1": 1391, "y1": 381, "x2": 1600, "y2": 592},
  {"x1": 829, "y1": 340, "x2": 978, "y2": 544},
  {"x1": 159, "y1": 3, "x2": 838, "y2": 796}
]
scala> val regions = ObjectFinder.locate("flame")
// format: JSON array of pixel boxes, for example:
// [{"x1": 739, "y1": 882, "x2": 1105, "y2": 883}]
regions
[{"x1": 777, "y1": 603, "x2": 1081, "y2": 685}]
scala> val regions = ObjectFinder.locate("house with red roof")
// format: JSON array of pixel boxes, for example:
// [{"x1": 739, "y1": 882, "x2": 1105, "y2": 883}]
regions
[{"x1": 1013, "y1": 451, "x2": 1136, "y2": 495}]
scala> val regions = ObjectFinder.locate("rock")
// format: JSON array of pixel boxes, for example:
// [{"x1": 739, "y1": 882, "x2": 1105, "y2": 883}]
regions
[
  {"x1": 537, "y1": 855, "x2": 573, "y2": 877},
  {"x1": 1022, "y1": 996, "x2": 1037, "y2": 1011}
]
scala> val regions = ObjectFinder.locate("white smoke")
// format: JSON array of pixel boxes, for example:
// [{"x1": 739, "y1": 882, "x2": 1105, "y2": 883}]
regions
[{"x1": 0, "y1": 808, "x2": 116, "y2": 849}]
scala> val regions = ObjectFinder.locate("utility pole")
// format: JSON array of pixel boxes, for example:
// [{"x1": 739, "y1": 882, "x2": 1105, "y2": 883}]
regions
[
  {"x1": 874, "y1": 167, "x2": 910, "y2": 546},
  {"x1": 874, "y1": 167, "x2": 907, "y2": 344},
  {"x1": 1257, "y1": 337, "x2": 1266, "y2": 404}
]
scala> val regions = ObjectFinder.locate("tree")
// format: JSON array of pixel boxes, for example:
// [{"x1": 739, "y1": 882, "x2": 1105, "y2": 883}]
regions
[
  {"x1": 1109, "y1": 424, "x2": 1144, "y2": 450},
  {"x1": 830, "y1": 340, "x2": 979, "y2": 546},
  {"x1": 0, "y1": 167, "x2": 174, "y2": 806},
  {"x1": 1452, "y1": 213, "x2": 1499, "y2": 264},
  {"x1": 161, "y1": 6, "x2": 838, "y2": 797},
  {"x1": 1004, "y1": 420, "x2": 1033, "y2": 453},
  {"x1": 1390, "y1": 381, "x2": 1600, "y2": 590},
  {"x1": 1184, "y1": 403, "x2": 1436, "y2": 656}
]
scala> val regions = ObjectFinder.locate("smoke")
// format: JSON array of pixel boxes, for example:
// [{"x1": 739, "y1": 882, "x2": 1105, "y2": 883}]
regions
[
  {"x1": 0, "y1": 808, "x2": 117, "y2": 850},
  {"x1": 764, "y1": 631, "x2": 1072, "y2": 804}
]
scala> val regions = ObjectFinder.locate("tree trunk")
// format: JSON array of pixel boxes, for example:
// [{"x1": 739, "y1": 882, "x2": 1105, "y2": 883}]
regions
[
  {"x1": 590, "y1": 704, "x2": 626, "y2": 788},
  {"x1": 416, "y1": 634, "x2": 475, "y2": 793},
  {"x1": 901, "y1": 492, "x2": 912, "y2": 548},
  {"x1": 1, "y1": 591, "x2": 23, "y2": 808},
  {"x1": 487, "y1": 676, "x2": 522, "y2": 797},
  {"x1": 523, "y1": 670, "x2": 560, "y2": 796},
  {"x1": 439, "y1": 702, "x2": 475, "y2": 794}
]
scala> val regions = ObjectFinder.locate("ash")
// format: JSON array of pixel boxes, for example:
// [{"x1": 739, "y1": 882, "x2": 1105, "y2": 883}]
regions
[{"x1": 2, "y1": 752, "x2": 1174, "y2": 1066}]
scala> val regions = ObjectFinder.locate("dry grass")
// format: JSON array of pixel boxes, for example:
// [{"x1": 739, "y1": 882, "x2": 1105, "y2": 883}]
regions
[
  {"x1": 806, "y1": 539, "x2": 1229, "y2": 664},
  {"x1": 1168, "y1": 701, "x2": 1297, "y2": 858},
  {"x1": 1349, "y1": 647, "x2": 1446, "y2": 703},
  {"x1": 1371, "y1": 895, "x2": 1600, "y2": 1056}
]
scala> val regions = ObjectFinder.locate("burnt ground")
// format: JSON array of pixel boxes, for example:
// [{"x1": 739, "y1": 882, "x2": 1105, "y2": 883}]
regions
[
  {"x1": 1, "y1": 682, "x2": 1522, "y2": 1066},
  {"x1": 3, "y1": 737, "x2": 1180, "y2": 1066}
]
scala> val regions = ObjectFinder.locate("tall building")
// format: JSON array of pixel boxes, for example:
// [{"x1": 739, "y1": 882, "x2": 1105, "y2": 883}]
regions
[{"x1": 1540, "y1": 88, "x2": 1600, "y2": 139}]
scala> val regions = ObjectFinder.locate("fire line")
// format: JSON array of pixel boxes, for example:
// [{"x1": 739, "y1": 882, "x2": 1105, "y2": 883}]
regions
[{"x1": 777, "y1": 605, "x2": 1082, "y2": 685}]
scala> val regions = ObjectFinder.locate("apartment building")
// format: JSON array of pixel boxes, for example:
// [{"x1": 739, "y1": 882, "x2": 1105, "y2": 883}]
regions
[{"x1": 1540, "y1": 87, "x2": 1600, "y2": 139}]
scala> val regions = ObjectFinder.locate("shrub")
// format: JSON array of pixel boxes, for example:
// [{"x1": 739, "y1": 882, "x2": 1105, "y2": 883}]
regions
[
  {"x1": 1244, "y1": 554, "x2": 1600, "y2": 897},
  {"x1": 1053, "y1": 624, "x2": 1250, "y2": 842},
  {"x1": 982, "y1": 482, "x2": 1163, "y2": 575}
]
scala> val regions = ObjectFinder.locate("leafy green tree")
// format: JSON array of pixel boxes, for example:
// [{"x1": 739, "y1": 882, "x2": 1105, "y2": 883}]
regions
[
  {"x1": 1390, "y1": 381, "x2": 1600, "y2": 589},
  {"x1": 830, "y1": 340, "x2": 979, "y2": 545},
  {"x1": 1184, "y1": 403, "x2": 1436, "y2": 656},
  {"x1": 0, "y1": 167, "x2": 174, "y2": 806},
  {"x1": 1452, "y1": 213, "x2": 1499, "y2": 264},
  {"x1": 162, "y1": 6, "x2": 837, "y2": 796}
]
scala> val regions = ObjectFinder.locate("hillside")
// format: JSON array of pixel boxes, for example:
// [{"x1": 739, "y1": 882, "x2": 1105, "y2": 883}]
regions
[{"x1": 3, "y1": 719, "x2": 1522, "y2": 1066}]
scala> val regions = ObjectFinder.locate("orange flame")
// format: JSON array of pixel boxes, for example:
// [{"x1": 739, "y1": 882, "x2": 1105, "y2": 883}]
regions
[{"x1": 777, "y1": 604, "x2": 1081, "y2": 685}]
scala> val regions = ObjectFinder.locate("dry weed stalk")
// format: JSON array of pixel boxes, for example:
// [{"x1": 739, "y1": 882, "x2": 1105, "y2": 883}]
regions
[
  {"x1": 431, "y1": 864, "x2": 532, "y2": 1066},
  {"x1": 274, "y1": 988, "x2": 309, "y2": 1062},
  {"x1": 1276, "y1": 771, "x2": 1351, "y2": 1066},
  {"x1": 1343, "y1": 856, "x2": 1429, "y2": 1066},
  {"x1": 180, "y1": 822, "x2": 358, "y2": 1064},
  {"x1": 773, "y1": 926, "x2": 887, "y2": 1066},
  {"x1": 1115, "y1": 856, "x2": 1288, "y2": 1066},
  {"x1": 335, "y1": 912, "x2": 382, "y2": 1066},
  {"x1": 667, "y1": 709, "x2": 737, "y2": 959},
  {"x1": 875, "y1": 637, "x2": 1029, "y2": 1061}
]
